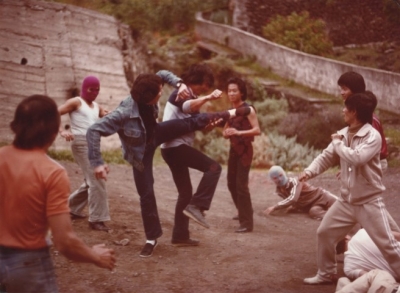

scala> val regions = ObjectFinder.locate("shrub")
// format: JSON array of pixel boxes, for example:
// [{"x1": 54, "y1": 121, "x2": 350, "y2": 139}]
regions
[
  {"x1": 262, "y1": 11, "x2": 333, "y2": 57},
  {"x1": 277, "y1": 104, "x2": 345, "y2": 149},
  {"x1": 266, "y1": 132, "x2": 321, "y2": 171}
]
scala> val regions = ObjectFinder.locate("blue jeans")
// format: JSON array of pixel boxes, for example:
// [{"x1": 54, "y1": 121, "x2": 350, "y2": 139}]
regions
[
  {"x1": 0, "y1": 246, "x2": 58, "y2": 293},
  {"x1": 161, "y1": 144, "x2": 221, "y2": 241},
  {"x1": 227, "y1": 147, "x2": 253, "y2": 230},
  {"x1": 133, "y1": 113, "x2": 227, "y2": 240}
]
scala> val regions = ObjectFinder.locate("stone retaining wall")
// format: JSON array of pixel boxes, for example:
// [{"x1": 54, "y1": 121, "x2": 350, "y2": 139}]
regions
[
  {"x1": 195, "y1": 12, "x2": 400, "y2": 115},
  {"x1": 0, "y1": 0, "x2": 150, "y2": 149}
]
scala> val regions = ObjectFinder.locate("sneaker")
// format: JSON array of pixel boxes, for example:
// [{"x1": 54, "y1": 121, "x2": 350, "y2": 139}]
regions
[
  {"x1": 303, "y1": 274, "x2": 337, "y2": 285},
  {"x1": 171, "y1": 238, "x2": 200, "y2": 247},
  {"x1": 183, "y1": 204, "x2": 210, "y2": 228},
  {"x1": 139, "y1": 240, "x2": 158, "y2": 258},
  {"x1": 88, "y1": 221, "x2": 110, "y2": 232}
]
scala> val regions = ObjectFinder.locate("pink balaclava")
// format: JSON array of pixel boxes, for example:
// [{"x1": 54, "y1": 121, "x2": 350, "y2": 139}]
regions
[{"x1": 81, "y1": 76, "x2": 100, "y2": 102}]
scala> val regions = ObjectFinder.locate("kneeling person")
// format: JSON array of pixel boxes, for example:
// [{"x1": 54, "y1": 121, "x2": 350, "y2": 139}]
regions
[{"x1": 264, "y1": 165, "x2": 337, "y2": 220}]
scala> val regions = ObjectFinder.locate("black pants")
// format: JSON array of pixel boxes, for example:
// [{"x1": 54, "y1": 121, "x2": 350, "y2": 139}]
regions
[
  {"x1": 227, "y1": 147, "x2": 253, "y2": 230},
  {"x1": 162, "y1": 144, "x2": 221, "y2": 241}
]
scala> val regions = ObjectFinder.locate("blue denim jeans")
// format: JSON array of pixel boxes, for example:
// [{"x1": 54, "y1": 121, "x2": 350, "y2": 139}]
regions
[
  {"x1": 0, "y1": 246, "x2": 58, "y2": 293},
  {"x1": 133, "y1": 113, "x2": 227, "y2": 240},
  {"x1": 161, "y1": 144, "x2": 221, "y2": 241}
]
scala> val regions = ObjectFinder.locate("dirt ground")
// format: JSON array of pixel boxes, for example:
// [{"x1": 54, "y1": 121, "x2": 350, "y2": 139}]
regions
[{"x1": 53, "y1": 160, "x2": 400, "y2": 293}]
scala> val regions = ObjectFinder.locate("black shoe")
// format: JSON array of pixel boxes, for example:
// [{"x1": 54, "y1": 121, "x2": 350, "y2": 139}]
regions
[
  {"x1": 89, "y1": 221, "x2": 110, "y2": 231},
  {"x1": 171, "y1": 238, "x2": 200, "y2": 247},
  {"x1": 183, "y1": 204, "x2": 210, "y2": 228},
  {"x1": 232, "y1": 215, "x2": 239, "y2": 220},
  {"x1": 70, "y1": 212, "x2": 86, "y2": 220},
  {"x1": 140, "y1": 240, "x2": 158, "y2": 258},
  {"x1": 235, "y1": 107, "x2": 251, "y2": 116},
  {"x1": 235, "y1": 227, "x2": 253, "y2": 233}
]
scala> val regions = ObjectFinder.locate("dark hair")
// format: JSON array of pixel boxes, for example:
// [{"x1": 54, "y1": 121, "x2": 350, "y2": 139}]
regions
[
  {"x1": 130, "y1": 74, "x2": 163, "y2": 104},
  {"x1": 226, "y1": 77, "x2": 247, "y2": 101},
  {"x1": 364, "y1": 90, "x2": 378, "y2": 111},
  {"x1": 337, "y1": 71, "x2": 366, "y2": 94},
  {"x1": 10, "y1": 95, "x2": 60, "y2": 149},
  {"x1": 181, "y1": 63, "x2": 214, "y2": 88},
  {"x1": 345, "y1": 93, "x2": 375, "y2": 124}
]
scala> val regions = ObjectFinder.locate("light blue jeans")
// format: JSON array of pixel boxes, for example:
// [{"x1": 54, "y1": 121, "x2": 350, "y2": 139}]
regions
[
  {"x1": 69, "y1": 135, "x2": 110, "y2": 222},
  {"x1": 0, "y1": 246, "x2": 58, "y2": 293}
]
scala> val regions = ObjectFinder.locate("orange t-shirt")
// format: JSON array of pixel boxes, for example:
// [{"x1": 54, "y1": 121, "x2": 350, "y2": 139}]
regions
[{"x1": 0, "y1": 145, "x2": 70, "y2": 249}]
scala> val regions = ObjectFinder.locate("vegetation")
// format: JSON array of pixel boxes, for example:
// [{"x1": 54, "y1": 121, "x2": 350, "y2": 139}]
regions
[
  {"x1": 262, "y1": 11, "x2": 333, "y2": 57},
  {"x1": 47, "y1": 0, "x2": 228, "y2": 36},
  {"x1": 41, "y1": 0, "x2": 400, "y2": 170}
]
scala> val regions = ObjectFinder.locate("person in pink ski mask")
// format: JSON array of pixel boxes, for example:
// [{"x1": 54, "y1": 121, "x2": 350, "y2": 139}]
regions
[{"x1": 58, "y1": 76, "x2": 111, "y2": 231}]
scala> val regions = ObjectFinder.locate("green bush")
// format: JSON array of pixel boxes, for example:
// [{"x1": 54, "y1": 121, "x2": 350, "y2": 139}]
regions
[
  {"x1": 277, "y1": 105, "x2": 345, "y2": 149},
  {"x1": 246, "y1": 78, "x2": 289, "y2": 131},
  {"x1": 262, "y1": 11, "x2": 333, "y2": 57},
  {"x1": 266, "y1": 132, "x2": 321, "y2": 171},
  {"x1": 49, "y1": 0, "x2": 229, "y2": 35},
  {"x1": 47, "y1": 148, "x2": 129, "y2": 165}
]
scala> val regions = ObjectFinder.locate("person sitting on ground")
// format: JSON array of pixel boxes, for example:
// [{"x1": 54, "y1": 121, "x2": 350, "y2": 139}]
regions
[
  {"x1": 344, "y1": 228, "x2": 400, "y2": 280},
  {"x1": 264, "y1": 165, "x2": 338, "y2": 220},
  {"x1": 0, "y1": 95, "x2": 116, "y2": 293},
  {"x1": 336, "y1": 269, "x2": 400, "y2": 293}
]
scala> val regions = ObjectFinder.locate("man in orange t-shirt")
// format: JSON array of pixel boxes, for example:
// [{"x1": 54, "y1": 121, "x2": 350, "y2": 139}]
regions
[{"x1": 0, "y1": 95, "x2": 116, "y2": 293}]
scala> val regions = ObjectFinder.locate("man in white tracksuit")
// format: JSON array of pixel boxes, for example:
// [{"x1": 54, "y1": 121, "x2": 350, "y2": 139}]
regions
[{"x1": 299, "y1": 92, "x2": 400, "y2": 285}]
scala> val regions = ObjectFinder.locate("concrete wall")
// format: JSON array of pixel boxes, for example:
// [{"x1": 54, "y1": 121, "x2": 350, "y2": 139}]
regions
[
  {"x1": 195, "y1": 13, "x2": 400, "y2": 115},
  {"x1": 0, "y1": 0, "x2": 151, "y2": 149}
]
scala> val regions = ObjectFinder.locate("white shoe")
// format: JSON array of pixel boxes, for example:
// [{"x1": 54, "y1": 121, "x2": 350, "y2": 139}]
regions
[{"x1": 303, "y1": 274, "x2": 335, "y2": 285}]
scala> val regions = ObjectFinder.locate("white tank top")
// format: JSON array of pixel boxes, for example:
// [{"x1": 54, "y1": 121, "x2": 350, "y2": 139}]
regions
[{"x1": 69, "y1": 97, "x2": 100, "y2": 135}]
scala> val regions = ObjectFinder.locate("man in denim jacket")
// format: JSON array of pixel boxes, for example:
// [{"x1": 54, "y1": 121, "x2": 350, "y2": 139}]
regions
[{"x1": 87, "y1": 72, "x2": 250, "y2": 257}]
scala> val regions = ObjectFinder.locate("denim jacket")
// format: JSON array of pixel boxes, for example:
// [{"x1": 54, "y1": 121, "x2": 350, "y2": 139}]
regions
[{"x1": 86, "y1": 70, "x2": 181, "y2": 171}]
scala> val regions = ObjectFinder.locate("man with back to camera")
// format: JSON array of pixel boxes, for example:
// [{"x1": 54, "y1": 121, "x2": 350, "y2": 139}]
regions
[{"x1": 0, "y1": 95, "x2": 115, "y2": 293}]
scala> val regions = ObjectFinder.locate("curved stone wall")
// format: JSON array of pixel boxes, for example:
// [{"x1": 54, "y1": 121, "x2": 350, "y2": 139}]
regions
[
  {"x1": 195, "y1": 12, "x2": 400, "y2": 115},
  {"x1": 0, "y1": 0, "x2": 151, "y2": 149}
]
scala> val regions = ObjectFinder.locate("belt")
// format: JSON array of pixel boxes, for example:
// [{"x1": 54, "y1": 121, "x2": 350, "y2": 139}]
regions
[{"x1": 0, "y1": 245, "x2": 49, "y2": 253}]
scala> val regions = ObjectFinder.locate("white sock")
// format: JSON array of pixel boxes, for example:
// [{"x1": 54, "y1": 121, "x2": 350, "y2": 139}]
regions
[{"x1": 146, "y1": 240, "x2": 156, "y2": 245}]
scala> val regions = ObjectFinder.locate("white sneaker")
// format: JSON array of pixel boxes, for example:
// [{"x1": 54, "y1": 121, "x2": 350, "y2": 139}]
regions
[{"x1": 303, "y1": 274, "x2": 335, "y2": 285}]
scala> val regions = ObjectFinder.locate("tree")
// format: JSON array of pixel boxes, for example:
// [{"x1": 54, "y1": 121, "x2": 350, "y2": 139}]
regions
[{"x1": 262, "y1": 11, "x2": 333, "y2": 56}]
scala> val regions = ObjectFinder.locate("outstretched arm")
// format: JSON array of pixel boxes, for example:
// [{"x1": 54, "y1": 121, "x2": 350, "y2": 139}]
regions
[
  {"x1": 182, "y1": 89, "x2": 223, "y2": 113},
  {"x1": 49, "y1": 213, "x2": 116, "y2": 270}
]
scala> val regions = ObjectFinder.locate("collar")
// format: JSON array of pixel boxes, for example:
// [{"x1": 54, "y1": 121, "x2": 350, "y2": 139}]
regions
[
  {"x1": 337, "y1": 123, "x2": 371, "y2": 138},
  {"x1": 127, "y1": 95, "x2": 141, "y2": 119}
]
